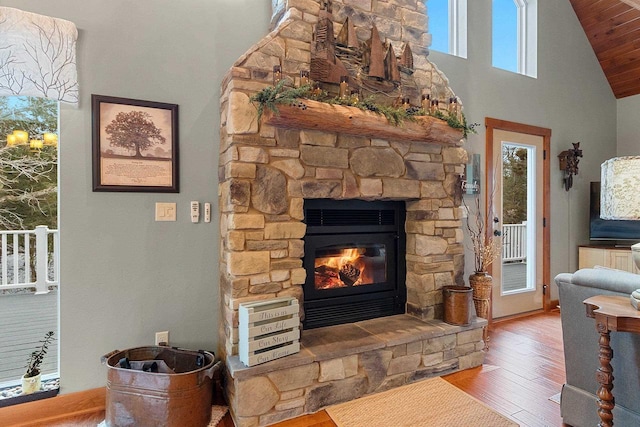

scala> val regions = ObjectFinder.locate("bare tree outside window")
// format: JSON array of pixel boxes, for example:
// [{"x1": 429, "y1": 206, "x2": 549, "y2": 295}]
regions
[{"x1": 0, "y1": 96, "x2": 57, "y2": 230}]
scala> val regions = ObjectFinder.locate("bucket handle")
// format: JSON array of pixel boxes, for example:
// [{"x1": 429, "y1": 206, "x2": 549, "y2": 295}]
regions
[
  {"x1": 101, "y1": 349, "x2": 119, "y2": 365},
  {"x1": 204, "y1": 360, "x2": 221, "y2": 379}
]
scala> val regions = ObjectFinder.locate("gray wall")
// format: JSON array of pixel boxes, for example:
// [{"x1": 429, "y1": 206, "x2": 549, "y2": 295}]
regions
[
  {"x1": 0, "y1": 0, "x2": 270, "y2": 392},
  {"x1": 1, "y1": 0, "x2": 619, "y2": 393},
  {"x1": 430, "y1": 0, "x2": 617, "y2": 300},
  {"x1": 617, "y1": 95, "x2": 640, "y2": 156}
]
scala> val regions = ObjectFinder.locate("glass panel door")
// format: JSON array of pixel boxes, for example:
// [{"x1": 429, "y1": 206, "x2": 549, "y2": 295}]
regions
[{"x1": 490, "y1": 129, "x2": 544, "y2": 318}]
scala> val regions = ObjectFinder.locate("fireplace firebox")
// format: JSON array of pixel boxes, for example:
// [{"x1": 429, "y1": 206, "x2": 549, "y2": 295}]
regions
[{"x1": 303, "y1": 199, "x2": 406, "y2": 329}]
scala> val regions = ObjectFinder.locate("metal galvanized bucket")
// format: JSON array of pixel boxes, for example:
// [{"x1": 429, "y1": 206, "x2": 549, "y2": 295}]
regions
[
  {"x1": 443, "y1": 286, "x2": 473, "y2": 326},
  {"x1": 102, "y1": 346, "x2": 218, "y2": 427}
]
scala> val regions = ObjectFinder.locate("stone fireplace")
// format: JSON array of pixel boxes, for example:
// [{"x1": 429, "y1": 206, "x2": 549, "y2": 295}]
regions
[{"x1": 218, "y1": 1, "x2": 486, "y2": 425}]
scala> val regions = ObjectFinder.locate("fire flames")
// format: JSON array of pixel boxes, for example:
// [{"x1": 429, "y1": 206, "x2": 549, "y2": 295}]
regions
[{"x1": 314, "y1": 247, "x2": 372, "y2": 289}]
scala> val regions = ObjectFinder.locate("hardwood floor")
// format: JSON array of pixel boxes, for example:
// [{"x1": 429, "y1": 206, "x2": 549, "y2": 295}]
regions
[
  {"x1": 1, "y1": 311, "x2": 567, "y2": 426},
  {"x1": 446, "y1": 312, "x2": 567, "y2": 427}
]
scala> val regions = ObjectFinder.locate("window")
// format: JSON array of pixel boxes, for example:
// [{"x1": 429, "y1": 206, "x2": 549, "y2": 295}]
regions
[
  {"x1": 0, "y1": 96, "x2": 59, "y2": 401},
  {"x1": 492, "y1": 0, "x2": 537, "y2": 77},
  {"x1": 428, "y1": 0, "x2": 468, "y2": 58}
]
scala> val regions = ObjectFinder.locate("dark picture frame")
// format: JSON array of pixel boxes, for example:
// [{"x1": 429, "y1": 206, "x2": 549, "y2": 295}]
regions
[{"x1": 92, "y1": 95, "x2": 179, "y2": 192}]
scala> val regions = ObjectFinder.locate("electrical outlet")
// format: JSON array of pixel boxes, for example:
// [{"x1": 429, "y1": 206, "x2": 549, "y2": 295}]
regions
[{"x1": 155, "y1": 330, "x2": 169, "y2": 346}]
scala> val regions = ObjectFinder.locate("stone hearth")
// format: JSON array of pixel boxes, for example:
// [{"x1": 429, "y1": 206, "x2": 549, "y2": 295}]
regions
[
  {"x1": 226, "y1": 315, "x2": 485, "y2": 426},
  {"x1": 218, "y1": 1, "x2": 485, "y2": 425}
]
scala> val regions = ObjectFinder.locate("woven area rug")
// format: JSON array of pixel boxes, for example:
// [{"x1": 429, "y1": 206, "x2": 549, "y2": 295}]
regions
[
  {"x1": 208, "y1": 405, "x2": 229, "y2": 426},
  {"x1": 326, "y1": 377, "x2": 518, "y2": 427}
]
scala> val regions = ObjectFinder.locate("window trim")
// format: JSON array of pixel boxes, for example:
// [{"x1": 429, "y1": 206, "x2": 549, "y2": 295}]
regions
[
  {"x1": 448, "y1": 0, "x2": 467, "y2": 58},
  {"x1": 430, "y1": 0, "x2": 467, "y2": 59},
  {"x1": 493, "y1": 0, "x2": 537, "y2": 78},
  {"x1": 521, "y1": 0, "x2": 537, "y2": 77}
]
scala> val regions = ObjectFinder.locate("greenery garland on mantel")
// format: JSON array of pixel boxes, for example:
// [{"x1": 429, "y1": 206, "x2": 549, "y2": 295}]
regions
[{"x1": 250, "y1": 80, "x2": 479, "y2": 138}]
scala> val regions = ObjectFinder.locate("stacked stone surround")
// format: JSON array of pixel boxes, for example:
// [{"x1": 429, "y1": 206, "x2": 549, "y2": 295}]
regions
[
  {"x1": 218, "y1": 121, "x2": 471, "y2": 356},
  {"x1": 218, "y1": 1, "x2": 485, "y2": 425}
]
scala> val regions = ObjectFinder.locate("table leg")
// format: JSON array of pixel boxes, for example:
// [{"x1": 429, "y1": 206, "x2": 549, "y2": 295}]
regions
[{"x1": 596, "y1": 321, "x2": 614, "y2": 427}]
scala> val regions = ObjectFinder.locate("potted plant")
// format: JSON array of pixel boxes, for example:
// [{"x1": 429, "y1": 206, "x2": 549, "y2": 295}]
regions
[{"x1": 22, "y1": 331, "x2": 54, "y2": 395}]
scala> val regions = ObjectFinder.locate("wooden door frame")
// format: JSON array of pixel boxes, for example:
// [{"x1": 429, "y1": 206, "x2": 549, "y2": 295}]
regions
[{"x1": 485, "y1": 118, "x2": 552, "y2": 320}]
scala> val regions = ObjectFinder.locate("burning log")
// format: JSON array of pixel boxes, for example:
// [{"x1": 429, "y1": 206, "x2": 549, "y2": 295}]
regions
[
  {"x1": 315, "y1": 265, "x2": 344, "y2": 289},
  {"x1": 315, "y1": 263, "x2": 362, "y2": 288},
  {"x1": 339, "y1": 263, "x2": 361, "y2": 286}
]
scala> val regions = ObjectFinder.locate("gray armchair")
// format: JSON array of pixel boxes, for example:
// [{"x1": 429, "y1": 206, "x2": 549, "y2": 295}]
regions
[{"x1": 555, "y1": 268, "x2": 640, "y2": 427}]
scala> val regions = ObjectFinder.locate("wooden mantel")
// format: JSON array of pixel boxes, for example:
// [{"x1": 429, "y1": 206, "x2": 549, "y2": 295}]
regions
[{"x1": 264, "y1": 99, "x2": 464, "y2": 145}]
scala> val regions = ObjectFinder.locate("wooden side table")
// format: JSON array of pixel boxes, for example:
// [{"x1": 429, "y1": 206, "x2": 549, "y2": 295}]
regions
[{"x1": 584, "y1": 295, "x2": 640, "y2": 427}]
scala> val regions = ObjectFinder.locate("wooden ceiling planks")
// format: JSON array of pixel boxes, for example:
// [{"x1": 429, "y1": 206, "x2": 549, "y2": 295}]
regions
[
  {"x1": 579, "y1": 4, "x2": 634, "y2": 30},
  {"x1": 570, "y1": 0, "x2": 640, "y2": 98},
  {"x1": 572, "y1": 0, "x2": 625, "y2": 22}
]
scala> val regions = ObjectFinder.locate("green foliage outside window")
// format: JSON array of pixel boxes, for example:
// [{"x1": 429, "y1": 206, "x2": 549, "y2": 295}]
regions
[{"x1": 502, "y1": 146, "x2": 527, "y2": 225}]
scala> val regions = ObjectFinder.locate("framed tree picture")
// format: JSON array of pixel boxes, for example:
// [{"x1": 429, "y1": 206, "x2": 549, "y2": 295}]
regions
[{"x1": 92, "y1": 95, "x2": 179, "y2": 192}]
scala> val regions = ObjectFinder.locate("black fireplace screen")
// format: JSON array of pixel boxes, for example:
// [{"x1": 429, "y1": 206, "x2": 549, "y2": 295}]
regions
[{"x1": 303, "y1": 199, "x2": 406, "y2": 329}]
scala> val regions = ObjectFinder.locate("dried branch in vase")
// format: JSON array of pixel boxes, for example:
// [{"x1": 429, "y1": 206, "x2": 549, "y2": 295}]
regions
[{"x1": 463, "y1": 195, "x2": 502, "y2": 273}]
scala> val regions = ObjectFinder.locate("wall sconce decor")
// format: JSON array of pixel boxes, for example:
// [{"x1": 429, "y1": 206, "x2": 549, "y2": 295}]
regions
[{"x1": 558, "y1": 142, "x2": 582, "y2": 191}]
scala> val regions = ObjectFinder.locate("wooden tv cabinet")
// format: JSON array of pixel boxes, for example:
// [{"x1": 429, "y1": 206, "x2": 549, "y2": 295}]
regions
[{"x1": 578, "y1": 245, "x2": 640, "y2": 274}]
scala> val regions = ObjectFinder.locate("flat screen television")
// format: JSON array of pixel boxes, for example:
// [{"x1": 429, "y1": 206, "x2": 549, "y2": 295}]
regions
[{"x1": 590, "y1": 181, "x2": 640, "y2": 241}]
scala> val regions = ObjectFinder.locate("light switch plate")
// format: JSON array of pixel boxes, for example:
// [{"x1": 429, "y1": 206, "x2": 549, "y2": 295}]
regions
[{"x1": 155, "y1": 202, "x2": 176, "y2": 221}]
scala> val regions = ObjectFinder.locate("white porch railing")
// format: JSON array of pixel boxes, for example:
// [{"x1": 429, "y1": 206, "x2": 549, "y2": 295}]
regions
[
  {"x1": 0, "y1": 226, "x2": 59, "y2": 294},
  {"x1": 502, "y1": 222, "x2": 527, "y2": 263}
]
